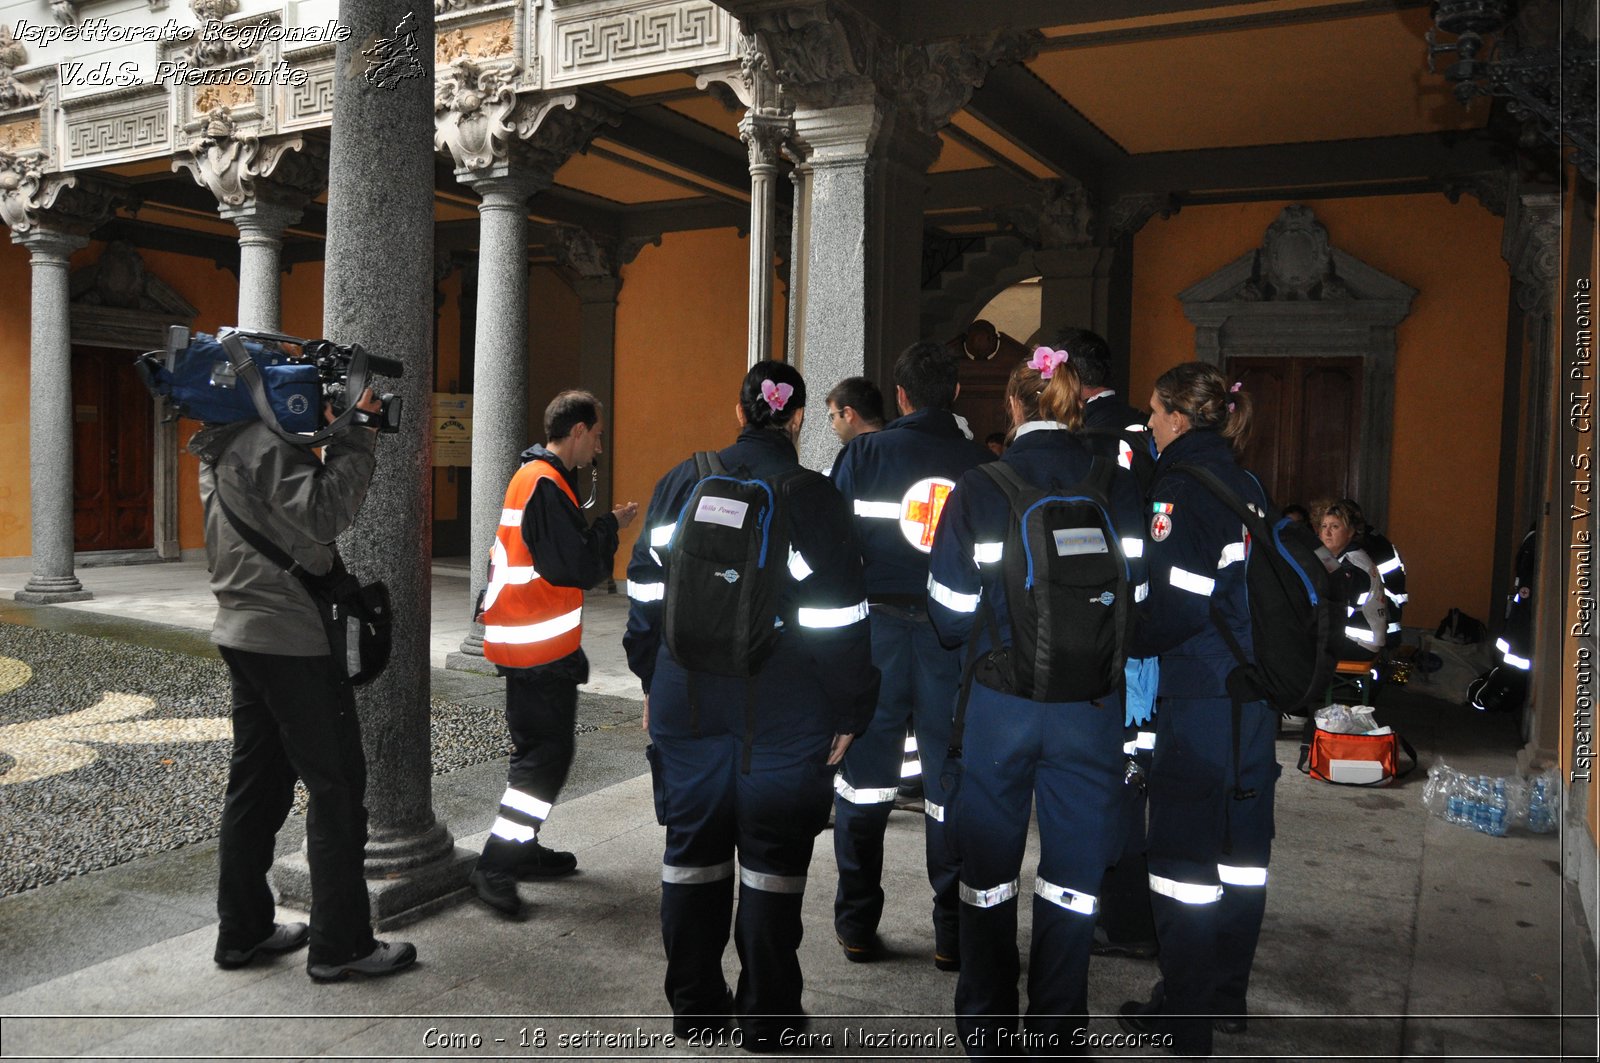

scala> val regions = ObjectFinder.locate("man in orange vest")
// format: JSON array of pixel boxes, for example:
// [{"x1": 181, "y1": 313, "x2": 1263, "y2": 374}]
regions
[{"x1": 470, "y1": 389, "x2": 639, "y2": 917}]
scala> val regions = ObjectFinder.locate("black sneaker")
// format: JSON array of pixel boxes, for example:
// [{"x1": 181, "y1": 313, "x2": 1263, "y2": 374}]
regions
[
  {"x1": 214, "y1": 922, "x2": 309, "y2": 969},
  {"x1": 511, "y1": 841, "x2": 578, "y2": 879},
  {"x1": 307, "y1": 940, "x2": 417, "y2": 982},
  {"x1": 837, "y1": 933, "x2": 884, "y2": 963},
  {"x1": 470, "y1": 867, "x2": 524, "y2": 917}
]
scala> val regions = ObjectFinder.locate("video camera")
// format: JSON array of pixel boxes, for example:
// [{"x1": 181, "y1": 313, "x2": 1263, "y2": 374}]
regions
[{"x1": 138, "y1": 325, "x2": 404, "y2": 445}]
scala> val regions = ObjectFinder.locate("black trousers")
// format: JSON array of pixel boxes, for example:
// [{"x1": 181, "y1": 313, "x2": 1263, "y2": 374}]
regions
[
  {"x1": 480, "y1": 669, "x2": 579, "y2": 868},
  {"x1": 216, "y1": 647, "x2": 376, "y2": 966}
]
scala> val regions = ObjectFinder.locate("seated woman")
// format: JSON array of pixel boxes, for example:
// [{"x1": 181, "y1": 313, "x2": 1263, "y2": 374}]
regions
[{"x1": 1312, "y1": 499, "x2": 1389, "y2": 662}]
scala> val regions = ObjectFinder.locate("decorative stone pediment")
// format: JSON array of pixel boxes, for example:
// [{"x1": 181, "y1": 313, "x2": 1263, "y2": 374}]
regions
[
  {"x1": 67, "y1": 240, "x2": 198, "y2": 349},
  {"x1": 1, "y1": 150, "x2": 119, "y2": 236}
]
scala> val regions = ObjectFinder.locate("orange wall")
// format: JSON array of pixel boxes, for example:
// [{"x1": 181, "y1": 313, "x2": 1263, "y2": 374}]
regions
[
  {"x1": 612, "y1": 228, "x2": 757, "y2": 577},
  {"x1": 1130, "y1": 194, "x2": 1510, "y2": 628}
]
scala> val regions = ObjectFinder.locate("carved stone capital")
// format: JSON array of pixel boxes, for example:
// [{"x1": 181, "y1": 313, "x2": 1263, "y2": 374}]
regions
[
  {"x1": 173, "y1": 111, "x2": 326, "y2": 211},
  {"x1": 2, "y1": 152, "x2": 118, "y2": 238},
  {"x1": 1108, "y1": 192, "x2": 1180, "y2": 241},
  {"x1": 1502, "y1": 184, "x2": 1561, "y2": 314},
  {"x1": 552, "y1": 224, "x2": 620, "y2": 280},
  {"x1": 999, "y1": 179, "x2": 1094, "y2": 250},
  {"x1": 1443, "y1": 169, "x2": 1510, "y2": 217},
  {"x1": 697, "y1": 32, "x2": 789, "y2": 117},
  {"x1": 884, "y1": 31, "x2": 1040, "y2": 137},
  {"x1": 740, "y1": 1, "x2": 883, "y2": 111},
  {"x1": 741, "y1": 112, "x2": 790, "y2": 170},
  {"x1": 434, "y1": 58, "x2": 522, "y2": 173}
]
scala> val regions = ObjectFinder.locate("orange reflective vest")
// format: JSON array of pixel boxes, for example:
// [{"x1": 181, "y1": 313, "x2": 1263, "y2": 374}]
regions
[{"x1": 480, "y1": 460, "x2": 584, "y2": 668}]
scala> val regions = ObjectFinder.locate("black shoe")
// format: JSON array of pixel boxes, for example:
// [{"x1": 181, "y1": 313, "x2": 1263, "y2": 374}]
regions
[
  {"x1": 673, "y1": 988, "x2": 735, "y2": 1042},
  {"x1": 838, "y1": 933, "x2": 884, "y2": 963},
  {"x1": 214, "y1": 922, "x2": 309, "y2": 969},
  {"x1": 1116, "y1": 998, "x2": 1165, "y2": 1037},
  {"x1": 510, "y1": 841, "x2": 578, "y2": 879},
  {"x1": 469, "y1": 867, "x2": 524, "y2": 917},
  {"x1": 307, "y1": 940, "x2": 417, "y2": 982},
  {"x1": 1091, "y1": 926, "x2": 1159, "y2": 959}
]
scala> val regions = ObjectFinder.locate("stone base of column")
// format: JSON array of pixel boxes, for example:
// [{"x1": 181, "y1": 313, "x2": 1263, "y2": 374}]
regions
[
  {"x1": 15, "y1": 576, "x2": 92, "y2": 604},
  {"x1": 272, "y1": 822, "x2": 477, "y2": 931},
  {"x1": 447, "y1": 629, "x2": 495, "y2": 674}
]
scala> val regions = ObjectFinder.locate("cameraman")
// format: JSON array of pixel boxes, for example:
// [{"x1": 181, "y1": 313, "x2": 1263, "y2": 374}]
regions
[{"x1": 191, "y1": 387, "x2": 415, "y2": 983}]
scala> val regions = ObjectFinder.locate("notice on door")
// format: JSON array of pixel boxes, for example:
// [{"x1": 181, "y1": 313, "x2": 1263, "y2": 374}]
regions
[{"x1": 433, "y1": 393, "x2": 472, "y2": 467}]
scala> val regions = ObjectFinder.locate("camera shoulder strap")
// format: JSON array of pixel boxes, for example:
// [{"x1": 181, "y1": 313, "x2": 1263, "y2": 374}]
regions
[{"x1": 218, "y1": 328, "x2": 364, "y2": 446}]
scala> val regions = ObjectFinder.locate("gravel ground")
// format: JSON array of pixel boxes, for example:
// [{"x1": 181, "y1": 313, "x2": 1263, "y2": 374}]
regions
[{"x1": 0, "y1": 622, "x2": 557, "y2": 898}]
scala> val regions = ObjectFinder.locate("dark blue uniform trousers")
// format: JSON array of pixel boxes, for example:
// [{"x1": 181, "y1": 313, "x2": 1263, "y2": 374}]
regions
[
  {"x1": 834, "y1": 606, "x2": 963, "y2": 957},
  {"x1": 648, "y1": 651, "x2": 833, "y2": 1038},
  {"x1": 1146, "y1": 696, "x2": 1278, "y2": 1056},
  {"x1": 951, "y1": 682, "x2": 1124, "y2": 1057}
]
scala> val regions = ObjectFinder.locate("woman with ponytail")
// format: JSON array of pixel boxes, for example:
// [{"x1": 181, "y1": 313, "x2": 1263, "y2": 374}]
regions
[
  {"x1": 1118, "y1": 361, "x2": 1275, "y2": 1057},
  {"x1": 927, "y1": 346, "x2": 1146, "y2": 1055}
]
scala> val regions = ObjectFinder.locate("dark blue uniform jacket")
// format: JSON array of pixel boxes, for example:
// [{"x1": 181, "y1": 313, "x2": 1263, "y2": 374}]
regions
[
  {"x1": 926, "y1": 425, "x2": 1148, "y2": 657},
  {"x1": 1136, "y1": 428, "x2": 1269, "y2": 698},
  {"x1": 829, "y1": 407, "x2": 994, "y2": 598},
  {"x1": 623, "y1": 426, "x2": 879, "y2": 737}
]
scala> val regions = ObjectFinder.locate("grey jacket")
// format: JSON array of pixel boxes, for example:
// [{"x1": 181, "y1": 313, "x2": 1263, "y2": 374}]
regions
[{"x1": 190, "y1": 420, "x2": 378, "y2": 656}]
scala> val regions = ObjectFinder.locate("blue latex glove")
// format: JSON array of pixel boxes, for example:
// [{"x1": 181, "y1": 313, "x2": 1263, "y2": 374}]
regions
[{"x1": 1125, "y1": 656, "x2": 1158, "y2": 727}]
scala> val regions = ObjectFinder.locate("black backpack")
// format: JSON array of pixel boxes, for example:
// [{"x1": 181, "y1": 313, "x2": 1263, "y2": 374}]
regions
[
  {"x1": 975, "y1": 457, "x2": 1131, "y2": 702},
  {"x1": 661, "y1": 452, "x2": 808, "y2": 678},
  {"x1": 1168, "y1": 463, "x2": 1343, "y2": 716}
]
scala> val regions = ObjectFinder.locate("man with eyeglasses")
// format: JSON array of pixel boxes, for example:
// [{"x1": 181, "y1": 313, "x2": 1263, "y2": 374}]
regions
[{"x1": 825, "y1": 376, "x2": 886, "y2": 446}]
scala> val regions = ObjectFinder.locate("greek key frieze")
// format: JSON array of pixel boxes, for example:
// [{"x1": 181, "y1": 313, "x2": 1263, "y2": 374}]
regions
[
  {"x1": 283, "y1": 67, "x2": 334, "y2": 126},
  {"x1": 550, "y1": 1, "x2": 731, "y2": 83},
  {"x1": 65, "y1": 107, "x2": 169, "y2": 162}
]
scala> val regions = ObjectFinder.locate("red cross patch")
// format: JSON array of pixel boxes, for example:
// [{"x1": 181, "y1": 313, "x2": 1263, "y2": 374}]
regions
[
  {"x1": 1150, "y1": 512, "x2": 1172, "y2": 542},
  {"x1": 899, "y1": 477, "x2": 955, "y2": 553}
]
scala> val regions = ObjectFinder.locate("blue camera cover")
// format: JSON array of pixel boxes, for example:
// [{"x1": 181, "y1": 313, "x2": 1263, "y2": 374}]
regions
[{"x1": 147, "y1": 334, "x2": 321, "y2": 432}]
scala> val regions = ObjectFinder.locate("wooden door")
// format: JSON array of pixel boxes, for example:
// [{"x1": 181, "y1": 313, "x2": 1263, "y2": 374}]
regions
[
  {"x1": 72, "y1": 347, "x2": 154, "y2": 551},
  {"x1": 1228, "y1": 356, "x2": 1363, "y2": 510}
]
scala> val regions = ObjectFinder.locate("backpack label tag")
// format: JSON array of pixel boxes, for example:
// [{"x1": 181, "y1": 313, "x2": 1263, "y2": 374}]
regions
[
  {"x1": 1052, "y1": 527, "x2": 1109, "y2": 556},
  {"x1": 694, "y1": 495, "x2": 750, "y2": 529}
]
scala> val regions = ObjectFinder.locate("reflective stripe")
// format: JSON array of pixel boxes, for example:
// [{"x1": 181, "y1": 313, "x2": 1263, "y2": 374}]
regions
[
  {"x1": 1121, "y1": 537, "x2": 1145, "y2": 559},
  {"x1": 496, "y1": 565, "x2": 537, "y2": 585},
  {"x1": 500, "y1": 507, "x2": 523, "y2": 527},
  {"x1": 1388, "y1": 622, "x2": 1402, "y2": 634},
  {"x1": 1377, "y1": 555, "x2": 1404, "y2": 576},
  {"x1": 1217, "y1": 541, "x2": 1246, "y2": 568},
  {"x1": 960, "y1": 879, "x2": 1019, "y2": 908},
  {"x1": 854, "y1": 500, "x2": 902, "y2": 519},
  {"x1": 1169, "y1": 567, "x2": 1215, "y2": 597},
  {"x1": 499, "y1": 787, "x2": 552, "y2": 821},
  {"x1": 903, "y1": 735, "x2": 919, "y2": 753},
  {"x1": 924, "y1": 800, "x2": 945, "y2": 822},
  {"x1": 788, "y1": 548, "x2": 813, "y2": 582},
  {"x1": 1391, "y1": 592, "x2": 1409, "y2": 604},
  {"x1": 740, "y1": 865, "x2": 806, "y2": 894},
  {"x1": 485, "y1": 606, "x2": 584, "y2": 645},
  {"x1": 1495, "y1": 638, "x2": 1510, "y2": 655},
  {"x1": 1345, "y1": 626, "x2": 1378, "y2": 645},
  {"x1": 1034, "y1": 877, "x2": 1097, "y2": 915},
  {"x1": 1148, "y1": 874, "x2": 1222, "y2": 905},
  {"x1": 1123, "y1": 739, "x2": 1138, "y2": 755},
  {"x1": 834, "y1": 776, "x2": 898, "y2": 805},
  {"x1": 663, "y1": 859, "x2": 735, "y2": 885},
  {"x1": 650, "y1": 523, "x2": 676, "y2": 548},
  {"x1": 1135, "y1": 730, "x2": 1156, "y2": 750},
  {"x1": 900, "y1": 759, "x2": 922, "y2": 779},
  {"x1": 973, "y1": 541, "x2": 1004, "y2": 564},
  {"x1": 797, "y1": 600, "x2": 869, "y2": 628},
  {"x1": 1504, "y1": 650, "x2": 1532, "y2": 670},
  {"x1": 1218, "y1": 864, "x2": 1268, "y2": 887},
  {"x1": 928, "y1": 576, "x2": 980, "y2": 613},
  {"x1": 1356, "y1": 591, "x2": 1371, "y2": 605},
  {"x1": 628, "y1": 580, "x2": 664, "y2": 603},
  {"x1": 490, "y1": 816, "x2": 537, "y2": 843},
  {"x1": 1135, "y1": 581, "x2": 1149, "y2": 603}
]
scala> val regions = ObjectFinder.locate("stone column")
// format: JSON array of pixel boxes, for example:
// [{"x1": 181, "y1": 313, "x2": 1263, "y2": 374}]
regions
[
  {"x1": 14, "y1": 226, "x2": 89, "y2": 602},
  {"x1": 742, "y1": 115, "x2": 788, "y2": 366},
  {"x1": 224, "y1": 202, "x2": 301, "y2": 331},
  {"x1": 273, "y1": 2, "x2": 467, "y2": 922}
]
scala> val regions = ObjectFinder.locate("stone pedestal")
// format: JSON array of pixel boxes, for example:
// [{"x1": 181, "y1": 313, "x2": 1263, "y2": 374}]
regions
[
  {"x1": 14, "y1": 227, "x2": 91, "y2": 604},
  {"x1": 274, "y1": 1, "x2": 471, "y2": 920}
]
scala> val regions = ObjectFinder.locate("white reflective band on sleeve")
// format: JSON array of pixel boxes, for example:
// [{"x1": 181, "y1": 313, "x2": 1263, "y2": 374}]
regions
[
  {"x1": 854, "y1": 500, "x2": 902, "y2": 519},
  {"x1": 1217, "y1": 541, "x2": 1246, "y2": 568},
  {"x1": 500, "y1": 507, "x2": 524, "y2": 527},
  {"x1": 928, "y1": 576, "x2": 980, "y2": 613},
  {"x1": 1378, "y1": 555, "x2": 1404, "y2": 576},
  {"x1": 650, "y1": 523, "x2": 677, "y2": 548},
  {"x1": 485, "y1": 606, "x2": 584, "y2": 645},
  {"x1": 1391, "y1": 592, "x2": 1409, "y2": 604},
  {"x1": 740, "y1": 865, "x2": 807, "y2": 894},
  {"x1": 960, "y1": 879, "x2": 1019, "y2": 908},
  {"x1": 1147, "y1": 873, "x2": 1222, "y2": 905},
  {"x1": 797, "y1": 600, "x2": 869, "y2": 628},
  {"x1": 924, "y1": 800, "x2": 945, "y2": 822},
  {"x1": 834, "y1": 775, "x2": 899, "y2": 805},
  {"x1": 1121, "y1": 537, "x2": 1145, "y2": 558},
  {"x1": 1135, "y1": 730, "x2": 1156, "y2": 750},
  {"x1": 1495, "y1": 638, "x2": 1510, "y2": 655},
  {"x1": 1123, "y1": 739, "x2": 1139, "y2": 755},
  {"x1": 499, "y1": 787, "x2": 553, "y2": 821},
  {"x1": 973, "y1": 541, "x2": 1004, "y2": 564},
  {"x1": 1034, "y1": 877, "x2": 1098, "y2": 915},
  {"x1": 662, "y1": 859, "x2": 735, "y2": 885},
  {"x1": 1218, "y1": 864, "x2": 1268, "y2": 886},
  {"x1": 788, "y1": 548, "x2": 813, "y2": 581},
  {"x1": 490, "y1": 816, "x2": 537, "y2": 843},
  {"x1": 1169, "y1": 567, "x2": 1216, "y2": 596},
  {"x1": 900, "y1": 759, "x2": 922, "y2": 779},
  {"x1": 1345, "y1": 626, "x2": 1378, "y2": 645},
  {"x1": 1356, "y1": 591, "x2": 1371, "y2": 605},
  {"x1": 628, "y1": 580, "x2": 665, "y2": 603},
  {"x1": 1504, "y1": 650, "x2": 1532, "y2": 670},
  {"x1": 1135, "y1": 581, "x2": 1149, "y2": 602},
  {"x1": 904, "y1": 735, "x2": 919, "y2": 753},
  {"x1": 1388, "y1": 622, "x2": 1402, "y2": 634}
]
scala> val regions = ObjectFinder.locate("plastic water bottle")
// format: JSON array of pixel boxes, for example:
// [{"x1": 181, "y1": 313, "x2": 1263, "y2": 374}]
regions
[
  {"x1": 1527, "y1": 776, "x2": 1554, "y2": 834},
  {"x1": 1486, "y1": 777, "x2": 1508, "y2": 836}
]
